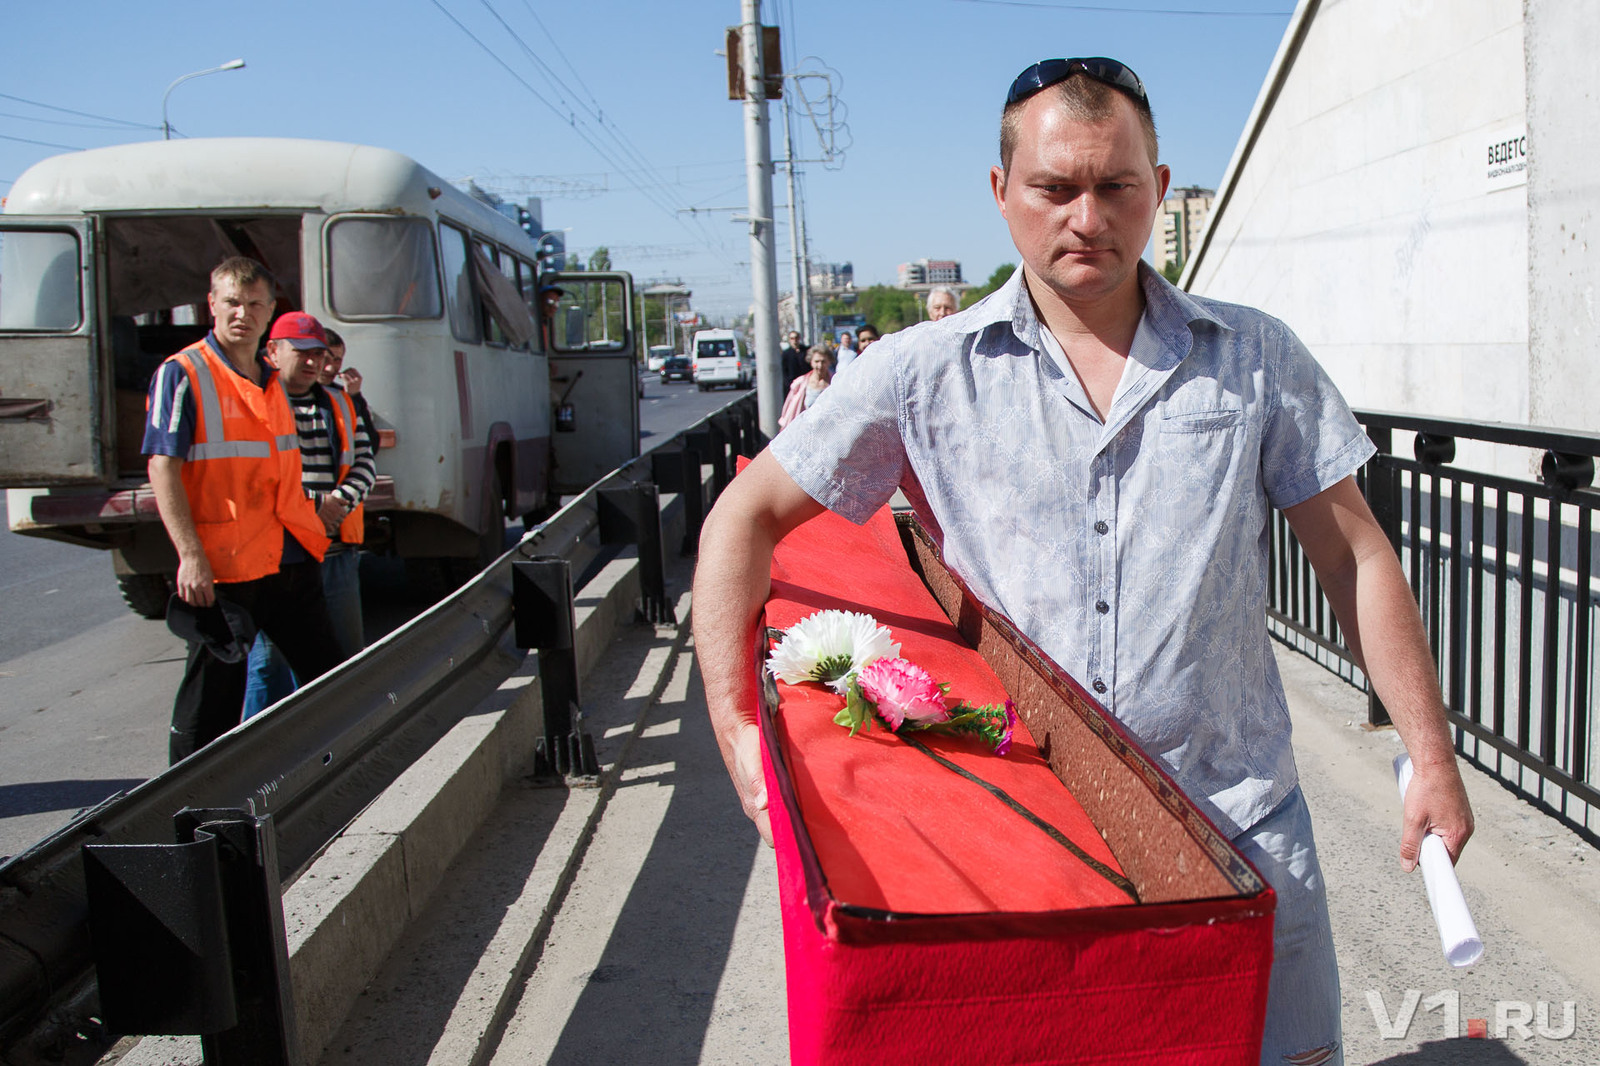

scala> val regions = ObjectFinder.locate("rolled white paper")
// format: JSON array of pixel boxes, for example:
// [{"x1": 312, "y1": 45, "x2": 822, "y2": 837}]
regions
[{"x1": 1393, "y1": 753, "x2": 1484, "y2": 967}]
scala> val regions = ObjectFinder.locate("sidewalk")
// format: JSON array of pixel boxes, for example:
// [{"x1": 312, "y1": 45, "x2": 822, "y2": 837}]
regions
[{"x1": 1279, "y1": 647, "x2": 1600, "y2": 1065}]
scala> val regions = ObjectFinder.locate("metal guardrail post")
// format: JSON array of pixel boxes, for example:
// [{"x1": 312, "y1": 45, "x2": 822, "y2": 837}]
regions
[
  {"x1": 686, "y1": 424, "x2": 730, "y2": 502},
  {"x1": 651, "y1": 447, "x2": 704, "y2": 555},
  {"x1": 511, "y1": 557, "x2": 597, "y2": 777},
  {"x1": 598, "y1": 483, "x2": 673, "y2": 624},
  {"x1": 83, "y1": 808, "x2": 300, "y2": 1065},
  {"x1": 1364, "y1": 427, "x2": 1398, "y2": 727}
]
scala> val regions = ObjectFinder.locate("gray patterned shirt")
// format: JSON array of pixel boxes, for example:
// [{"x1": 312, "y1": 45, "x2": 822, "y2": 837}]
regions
[{"x1": 770, "y1": 264, "x2": 1374, "y2": 836}]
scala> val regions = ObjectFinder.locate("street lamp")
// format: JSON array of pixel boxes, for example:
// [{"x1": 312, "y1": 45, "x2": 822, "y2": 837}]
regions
[{"x1": 161, "y1": 59, "x2": 246, "y2": 140}]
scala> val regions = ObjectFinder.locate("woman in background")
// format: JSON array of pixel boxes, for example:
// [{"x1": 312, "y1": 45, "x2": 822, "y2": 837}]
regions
[{"x1": 779, "y1": 346, "x2": 834, "y2": 430}]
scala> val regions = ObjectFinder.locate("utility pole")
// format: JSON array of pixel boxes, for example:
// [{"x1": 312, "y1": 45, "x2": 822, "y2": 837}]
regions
[
  {"x1": 740, "y1": 0, "x2": 783, "y2": 436},
  {"x1": 781, "y1": 93, "x2": 809, "y2": 346}
]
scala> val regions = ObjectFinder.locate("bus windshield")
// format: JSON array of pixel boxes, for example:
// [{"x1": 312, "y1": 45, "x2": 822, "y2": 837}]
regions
[
  {"x1": 327, "y1": 216, "x2": 443, "y2": 318},
  {"x1": 698, "y1": 340, "x2": 735, "y2": 360}
]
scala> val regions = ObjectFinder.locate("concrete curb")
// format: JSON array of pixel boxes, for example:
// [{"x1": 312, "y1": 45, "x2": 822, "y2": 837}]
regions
[
  {"x1": 283, "y1": 552, "x2": 642, "y2": 1064},
  {"x1": 288, "y1": 478, "x2": 706, "y2": 1064}
]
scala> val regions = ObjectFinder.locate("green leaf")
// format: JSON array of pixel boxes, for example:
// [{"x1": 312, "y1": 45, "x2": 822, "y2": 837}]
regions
[{"x1": 843, "y1": 680, "x2": 875, "y2": 737}]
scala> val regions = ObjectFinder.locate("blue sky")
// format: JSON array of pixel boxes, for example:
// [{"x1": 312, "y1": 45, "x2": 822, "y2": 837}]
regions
[{"x1": 1, "y1": 1, "x2": 1293, "y2": 317}]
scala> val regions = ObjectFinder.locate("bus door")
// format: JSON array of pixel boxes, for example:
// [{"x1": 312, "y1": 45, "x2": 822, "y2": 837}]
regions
[
  {"x1": 0, "y1": 216, "x2": 107, "y2": 486},
  {"x1": 546, "y1": 271, "x2": 640, "y2": 494}
]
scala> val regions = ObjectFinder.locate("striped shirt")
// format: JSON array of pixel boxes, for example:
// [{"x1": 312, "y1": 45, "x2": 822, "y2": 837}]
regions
[{"x1": 286, "y1": 385, "x2": 377, "y2": 540}]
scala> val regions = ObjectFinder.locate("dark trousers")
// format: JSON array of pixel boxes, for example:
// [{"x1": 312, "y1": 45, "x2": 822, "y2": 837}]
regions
[{"x1": 169, "y1": 559, "x2": 344, "y2": 764}]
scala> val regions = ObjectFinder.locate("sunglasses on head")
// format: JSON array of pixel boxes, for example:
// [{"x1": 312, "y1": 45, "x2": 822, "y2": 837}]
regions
[{"x1": 1006, "y1": 57, "x2": 1148, "y2": 109}]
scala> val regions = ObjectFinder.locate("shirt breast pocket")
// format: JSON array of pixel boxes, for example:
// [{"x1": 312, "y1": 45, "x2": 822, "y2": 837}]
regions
[{"x1": 1158, "y1": 407, "x2": 1243, "y2": 434}]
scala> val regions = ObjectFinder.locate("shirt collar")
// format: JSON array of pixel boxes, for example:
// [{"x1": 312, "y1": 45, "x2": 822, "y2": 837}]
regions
[
  {"x1": 969, "y1": 260, "x2": 1233, "y2": 361},
  {"x1": 202, "y1": 331, "x2": 279, "y2": 384}
]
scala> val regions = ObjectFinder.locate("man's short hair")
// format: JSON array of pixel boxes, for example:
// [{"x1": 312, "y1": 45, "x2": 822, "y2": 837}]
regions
[
  {"x1": 210, "y1": 256, "x2": 277, "y2": 295},
  {"x1": 858, "y1": 324, "x2": 879, "y2": 340},
  {"x1": 998, "y1": 75, "x2": 1159, "y2": 174},
  {"x1": 324, "y1": 327, "x2": 344, "y2": 349}
]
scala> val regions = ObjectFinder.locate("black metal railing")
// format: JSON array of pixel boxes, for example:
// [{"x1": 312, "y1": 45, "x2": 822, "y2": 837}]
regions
[{"x1": 1268, "y1": 409, "x2": 1600, "y2": 839}]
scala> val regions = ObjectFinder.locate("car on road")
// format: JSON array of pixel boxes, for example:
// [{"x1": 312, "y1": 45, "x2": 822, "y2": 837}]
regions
[
  {"x1": 659, "y1": 355, "x2": 693, "y2": 383},
  {"x1": 646, "y1": 345, "x2": 673, "y2": 372},
  {"x1": 691, "y1": 329, "x2": 752, "y2": 390}
]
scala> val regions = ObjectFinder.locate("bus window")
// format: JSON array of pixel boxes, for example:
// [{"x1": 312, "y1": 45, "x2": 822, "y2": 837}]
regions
[
  {"x1": 467, "y1": 243, "x2": 537, "y2": 349},
  {"x1": 327, "y1": 217, "x2": 442, "y2": 318},
  {"x1": 515, "y1": 257, "x2": 539, "y2": 351},
  {"x1": 549, "y1": 275, "x2": 629, "y2": 353},
  {"x1": 498, "y1": 250, "x2": 522, "y2": 349},
  {"x1": 0, "y1": 229, "x2": 82, "y2": 331},
  {"x1": 439, "y1": 222, "x2": 481, "y2": 344},
  {"x1": 475, "y1": 241, "x2": 506, "y2": 346}
]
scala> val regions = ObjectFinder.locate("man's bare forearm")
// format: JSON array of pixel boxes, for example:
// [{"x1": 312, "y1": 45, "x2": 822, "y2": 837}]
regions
[
  {"x1": 149, "y1": 454, "x2": 215, "y2": 605},
  {"x1": 1286, "y1": 478, "x2": 1473, "y2": 866},
  {"x1": 691, "y1": 450, "x2": 825, "y2": 840}
]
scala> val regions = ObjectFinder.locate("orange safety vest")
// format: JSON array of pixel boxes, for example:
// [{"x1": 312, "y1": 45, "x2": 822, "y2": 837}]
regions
[
  {"x1": 326, "y1": 385, "x2": 366, "y2": 545},
  {"x1": 167, "y1": 339, "x2": 329, "y2": 582}
]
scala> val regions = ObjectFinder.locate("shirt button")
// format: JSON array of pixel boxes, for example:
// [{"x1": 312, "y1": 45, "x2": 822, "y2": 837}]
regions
[
  {"x1": 1095, "y1": 600, "x2": 1109, "y2": 614},
  {"x1": 1092, "y1": 678, "x2": 1107, "y2": 694},
  {"x1": 1094, "y1": 520, "x2": 1109, "y2": 535}
]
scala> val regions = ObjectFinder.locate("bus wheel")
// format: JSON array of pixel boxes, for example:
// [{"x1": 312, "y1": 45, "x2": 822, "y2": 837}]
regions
[{"x1": 117, "y1": 573, "x2": 173, "y2": 619}]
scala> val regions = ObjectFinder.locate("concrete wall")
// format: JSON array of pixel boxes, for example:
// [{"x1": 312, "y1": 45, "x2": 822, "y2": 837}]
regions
[
  {"x1": 1526, "y1": 0, "x2": 1600, "y2": 434},
  {"x1": 1186, "y1": 0, "x2": 1528, "y2": 472}
]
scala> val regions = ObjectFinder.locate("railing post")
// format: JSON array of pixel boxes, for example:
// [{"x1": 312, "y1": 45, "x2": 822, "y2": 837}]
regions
[
  {"x1": 687, "y1": 424, "x2": 730, "y2": 502},
  {"x1": 512, "y1": 557, "x2": 597, "y2": 777},
  {"x1": 599, "y1": 483, "x2": 673, "y2": 624},
  {"x1": 1364, "y1": 427, "x2": 1399, "y2": 726},
  {"x1": 652, "y1": 446, "x2": 704, "y2": 555},
  {"x1": 83, "y1": 807, "x2": 301, "y2": 1065}
]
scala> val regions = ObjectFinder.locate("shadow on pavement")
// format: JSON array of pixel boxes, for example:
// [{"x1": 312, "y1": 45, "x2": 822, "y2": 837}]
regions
[
  {"x1": 1369, "y1": 1038, "x2": 1531, "y2": 1064},
  {"x1": 544, "y1": 663, "x2": 763, "y2": 1065},
  {"x1": 0, "y1": 778, "x2": 146, "y2": 819}
]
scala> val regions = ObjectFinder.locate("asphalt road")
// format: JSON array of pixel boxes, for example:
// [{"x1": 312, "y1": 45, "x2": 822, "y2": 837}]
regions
[{"x1": 0, "y1": 376, "x2": 748, "y2": 862}]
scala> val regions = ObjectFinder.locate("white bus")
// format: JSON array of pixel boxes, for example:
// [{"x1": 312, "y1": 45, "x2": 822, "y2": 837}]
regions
[{"x1": 0, "y1": 138, "x2": 638, "y2": 614}]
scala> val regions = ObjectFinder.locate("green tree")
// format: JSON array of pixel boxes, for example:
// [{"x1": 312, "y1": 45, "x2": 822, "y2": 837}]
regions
[
  {"x1": 1160, "y1": 257, "x2": 1184, "y2": 285},
  {"x1": 587, "y1": 246, "x2": 612, "y2": 272},
  {"x1": 961, "y1": 263, "x2": 1016, "y2": 309}
]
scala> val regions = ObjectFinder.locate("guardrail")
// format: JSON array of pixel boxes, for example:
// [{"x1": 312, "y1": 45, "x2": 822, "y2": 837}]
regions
[
  {"x1": 0, "y1": 393, "x2": 761, "y2": 1066},
  {"x1": 1268, "y1": 409, "x2": 1600, "y2": 843}
]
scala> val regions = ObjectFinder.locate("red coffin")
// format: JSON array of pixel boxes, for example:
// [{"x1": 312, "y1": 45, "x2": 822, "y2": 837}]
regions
[{"x1": 758, "y1": 504, "x2": 1275, "y2": 1065}]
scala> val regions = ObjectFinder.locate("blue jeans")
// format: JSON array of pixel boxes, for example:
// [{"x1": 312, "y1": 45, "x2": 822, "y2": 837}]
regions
[
  {"x1": 241, "y1": 547, "x2": 362, "y2": 720},
  {"x1": 1235, "y1": 786, "x2": 1343, "y2": 1066}
]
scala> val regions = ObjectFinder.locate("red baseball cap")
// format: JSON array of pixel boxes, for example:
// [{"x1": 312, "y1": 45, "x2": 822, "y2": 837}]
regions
[{"x1": 268, "y1": 311, "x2": 329, "y2": 350}]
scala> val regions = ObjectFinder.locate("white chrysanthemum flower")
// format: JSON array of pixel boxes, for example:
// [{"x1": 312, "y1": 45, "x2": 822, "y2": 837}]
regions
[{"x1": 767, "y1": 610, "x2": 900, "y2": 693}]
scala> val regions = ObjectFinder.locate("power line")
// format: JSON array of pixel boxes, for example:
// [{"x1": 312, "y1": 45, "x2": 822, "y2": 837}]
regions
[
  {"x1": 0, "y1": 91, "x2": 155, "y2": 128},
  {"x1": 0, "y1": 108, "x2": 158, "y2": 132},
  {"x1": 0, "y1": 131, "x2": 85, "y2": 151},
  {"x1": 430, "y1": 1, "x2": 694, "y2": 221},
  {"x1": 473, "y1": 0, "x2": 725, "y2": 255}
]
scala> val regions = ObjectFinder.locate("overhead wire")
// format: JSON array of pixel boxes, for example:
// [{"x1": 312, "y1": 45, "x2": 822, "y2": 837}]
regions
[
  {"x1": 0, "y1": 131, "x2": 85, "y2": 151},
  {"x1": 0, "y1": 91, "x2": 156, "y2": 129},
  {"x1": 436, "y1": 0, "x2": 736, "y2": 262}
]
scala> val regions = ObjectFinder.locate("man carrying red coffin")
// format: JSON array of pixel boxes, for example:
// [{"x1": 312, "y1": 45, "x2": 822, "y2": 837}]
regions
[{"x1": 694, "y1": 57, "x2": 1473, "y2": 1065}]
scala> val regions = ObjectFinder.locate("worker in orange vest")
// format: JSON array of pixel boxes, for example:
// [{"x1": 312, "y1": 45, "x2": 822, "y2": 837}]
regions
[
  {"x1": 240, "y1": 322, "x2": 377, "y2": 719},
  {"x1": 143, "y1": 257, "x2": 345, "y2": 762}
]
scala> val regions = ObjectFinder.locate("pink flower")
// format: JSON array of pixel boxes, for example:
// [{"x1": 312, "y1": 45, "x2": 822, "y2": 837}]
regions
[
  {"x1": 856, "y1": 657, "x2": 949, "y2": 731},
  {"x1": 994, "y1": 699, "x2": 1018, "y2": 757}
]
